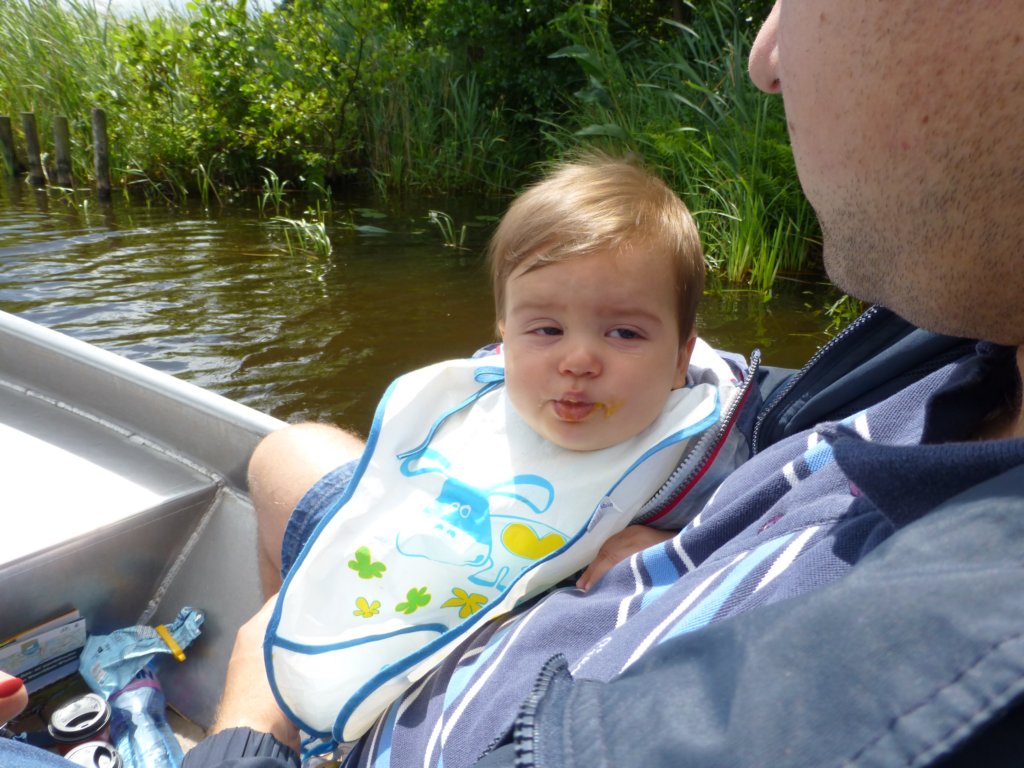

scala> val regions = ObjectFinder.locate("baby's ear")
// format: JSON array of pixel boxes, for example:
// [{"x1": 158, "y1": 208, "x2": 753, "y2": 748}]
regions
[
  {"x1": 685, "y1": 332, "x2": 697, "y2": 357},
  {"x1": 497, "y1": 320, "x2": 506, "y2": 340},
  {"x1": 673, "y1": 332, "x2": 698, "y2": 389}
]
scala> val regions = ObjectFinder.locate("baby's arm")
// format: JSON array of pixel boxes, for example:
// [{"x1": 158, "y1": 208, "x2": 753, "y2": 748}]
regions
[{"x1": 576, "y1": 525, "x2": 677, "y2": 591}]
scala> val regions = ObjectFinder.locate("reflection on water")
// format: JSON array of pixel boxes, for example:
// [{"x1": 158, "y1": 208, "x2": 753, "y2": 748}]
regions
[{"x1": 0, "y1": 181, "x2": 837, "y2": 433}]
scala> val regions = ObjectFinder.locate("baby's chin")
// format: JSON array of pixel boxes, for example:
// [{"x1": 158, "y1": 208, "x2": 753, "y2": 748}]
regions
[{"x1": 540, "y1": 423, "x2": 636, "y2": 453}]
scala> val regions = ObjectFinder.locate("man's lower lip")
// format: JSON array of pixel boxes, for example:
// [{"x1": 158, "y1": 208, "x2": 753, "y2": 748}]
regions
[{"x1": 553, "y1": 401, "x2": 596, "y2": 422}]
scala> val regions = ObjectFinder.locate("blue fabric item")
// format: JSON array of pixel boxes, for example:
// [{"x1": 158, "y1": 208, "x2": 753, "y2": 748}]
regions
[
  {"x1": 751, "y1": 305, "x2": 977, "y2": 453},
  {"x1": 280, "y1": 460, "x2": 358, "y2": 578},
  {"x1": 0, "y1": 740, "x2": 78, "y2": 768},
  {"x1": 181, "y1": 728, "x2": 299, "y2": 768}
]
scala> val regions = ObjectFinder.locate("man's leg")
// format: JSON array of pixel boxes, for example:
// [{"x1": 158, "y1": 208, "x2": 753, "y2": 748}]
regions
[{"x1": 248, "y1": 422, "x2": 365, "y2": 597}]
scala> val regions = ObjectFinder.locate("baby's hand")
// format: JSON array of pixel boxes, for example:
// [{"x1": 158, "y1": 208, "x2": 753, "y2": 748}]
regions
[{"x1": 576, "y1": 525, "x2": 677, "y2": 591}]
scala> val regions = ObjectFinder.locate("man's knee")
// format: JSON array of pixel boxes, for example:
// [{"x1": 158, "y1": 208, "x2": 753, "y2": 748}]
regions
[{"x1": 248, "y1": 422, "x2": 364, "y2": 521}]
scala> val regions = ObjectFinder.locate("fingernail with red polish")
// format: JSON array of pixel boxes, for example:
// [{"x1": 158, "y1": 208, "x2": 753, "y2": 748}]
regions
[{"x1": 0, "y1": 677, "x2": 24, "y2": 697}]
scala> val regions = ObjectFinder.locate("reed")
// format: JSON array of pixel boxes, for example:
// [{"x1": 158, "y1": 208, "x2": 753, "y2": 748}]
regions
[
  {"x1": 427, "y1": 209, "x2": 468, "y2": 250},
  {"x1": 824, "y1": 293, "x2": 866, "y2": 336},
  {"x1": 544, "y1": 0, "x2": 819, "y2": 292},
  {"x1": 0, "y1": 0, "x2": 210, "y2": 196},
  {"x1": 362, "y1": 58, "x2": 522, "y2": 193},
  {"x1": 0, "y1": 0, "x2": 116, "y2": 183},
  {"x1": 123, "y1": 164, "x2": 188, "y2": 207},
  {"x1": 270, "y1": 215, "x2": 332, "y2": 260},
  {"x1": 260, "y1": 168, "x2": 289, "y2": 217},
  {"x1": 193, "y1": 156, "x2": 224, "y2": 209},
  {"x1": 306, "y1": 180, "x2": 333, "y2": 213}
]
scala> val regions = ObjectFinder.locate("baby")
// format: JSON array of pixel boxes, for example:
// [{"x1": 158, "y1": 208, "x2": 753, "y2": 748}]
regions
[{"x1": 265, "y1": 154, "x2": 750, "y2": 746}]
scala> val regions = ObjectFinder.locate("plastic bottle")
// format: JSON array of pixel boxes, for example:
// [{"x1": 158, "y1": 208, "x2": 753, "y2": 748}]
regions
[{"x1": 108, "y1": 665, "x2": 185, "y2": 768}]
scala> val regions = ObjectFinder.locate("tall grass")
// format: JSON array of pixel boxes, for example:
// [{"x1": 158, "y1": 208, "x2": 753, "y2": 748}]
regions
[
  {"x1": 361, "y1": 58, "x2": 522, "y2": 193},
  {"x1": 0, "y1": 0, "x2": 116, "y2": 183},
  {"x1": 427, "y1": 209, "x2": 468, "y2": 249},
  {"x1": 259, "y1": 168, "x2": 290, "y2": 216},
  {"x1": 0, "y1": 0, "x2": 526, "y2": 196},
  {"x1": 0, "y1": 0, "x2": 209, "y2": 195},
  {"x1": 544, "y1": 1, "x2": 820, "y2": 290}
]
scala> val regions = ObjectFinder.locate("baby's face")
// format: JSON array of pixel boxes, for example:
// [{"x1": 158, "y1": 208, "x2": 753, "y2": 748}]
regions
[{"x1": 499, "y1": 247, "x2": 693, "y2": 451}]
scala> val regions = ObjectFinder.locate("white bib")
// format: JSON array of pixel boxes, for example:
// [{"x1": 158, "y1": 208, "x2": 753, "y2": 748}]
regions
[{"x1": 266, "y1": 352, "x2": 720, "y2": 744}]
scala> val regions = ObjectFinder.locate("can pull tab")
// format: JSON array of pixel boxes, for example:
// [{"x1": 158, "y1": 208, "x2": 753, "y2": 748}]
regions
[{"x1": 154, "y1": 625, "x2": 185, "y2": 662}]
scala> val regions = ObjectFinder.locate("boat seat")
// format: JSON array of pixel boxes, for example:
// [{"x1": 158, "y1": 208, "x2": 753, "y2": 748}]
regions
[
  {"x1": 0, "y1": 381, "x2": 220, "y2": 639},
  {"x1": 0, "y1": 311, "x2": 284, "y2": 726}
]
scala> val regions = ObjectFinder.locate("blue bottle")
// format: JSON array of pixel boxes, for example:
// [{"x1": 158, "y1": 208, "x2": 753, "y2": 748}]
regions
[{"x1": 108, "y1": 665, "x2": 185, "y2": 768}]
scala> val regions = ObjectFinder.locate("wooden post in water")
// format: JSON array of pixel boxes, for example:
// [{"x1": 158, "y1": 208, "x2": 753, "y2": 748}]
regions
[
  {"x1": 53, "y1": 116, "x2": 74, "y2": 188},
  {"x1": 0, "y1": 116, "x2": 16, "y2": 176},
  {"x1": 91, "y1": 108, "x2": 111, "y2": 201},
  {"x1": 20, "y1": 112, "x2": 46, "y2": 187}
]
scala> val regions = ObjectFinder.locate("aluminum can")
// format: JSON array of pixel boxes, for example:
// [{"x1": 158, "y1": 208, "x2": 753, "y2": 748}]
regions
[
  {"x1": 65, "y1": 739, "x2": 124, "y2": 768},
  {"x1": 47, "y1": 692, "x2": 112, "y2": 754}
]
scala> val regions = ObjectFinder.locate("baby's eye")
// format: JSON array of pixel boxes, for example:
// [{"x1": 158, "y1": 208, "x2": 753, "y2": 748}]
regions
[
  {"x1": 532, "y1": 326, "x2": 562, "y2": 336},
  {"x1": 609, "y1": 328, "x2": 643, "y2": 340}
]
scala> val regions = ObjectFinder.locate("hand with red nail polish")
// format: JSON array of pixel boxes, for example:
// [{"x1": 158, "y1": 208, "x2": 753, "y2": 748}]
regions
[{"x1": 0, "y1": 672, "x2": 28, "y2": 725}]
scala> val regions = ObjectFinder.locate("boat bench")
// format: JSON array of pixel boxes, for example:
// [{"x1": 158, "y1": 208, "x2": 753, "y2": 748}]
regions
[
  {"x1": 0, "y1": 311, "x2": 284, "y2": 727},
  {"x1": 0, "y1": 381, "x2": 219, "y2": 636}
]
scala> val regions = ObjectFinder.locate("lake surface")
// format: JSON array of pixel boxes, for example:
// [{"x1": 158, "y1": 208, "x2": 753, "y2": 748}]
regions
[{"x1": 0, "y1": 181, "x2": 838, "y2": 434}]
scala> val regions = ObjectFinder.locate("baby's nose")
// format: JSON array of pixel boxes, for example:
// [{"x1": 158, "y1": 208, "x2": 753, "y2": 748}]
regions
[{"x1": 558, "y1": 340, "x2": 601, "y2": 377}]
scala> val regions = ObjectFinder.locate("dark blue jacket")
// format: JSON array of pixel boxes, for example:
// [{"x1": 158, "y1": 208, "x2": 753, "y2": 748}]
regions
[
  {"x1": 473, "y1": 307, "x2": 1024, "y2": 767},
  {"x1": 476, "y1": 463, "x2": 1024, "y2": 767}
]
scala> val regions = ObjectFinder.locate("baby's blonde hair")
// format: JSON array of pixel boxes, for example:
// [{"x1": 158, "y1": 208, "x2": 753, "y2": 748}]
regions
[{"x1": 487, "y1": 154, "x2": 705, "y2": 338}]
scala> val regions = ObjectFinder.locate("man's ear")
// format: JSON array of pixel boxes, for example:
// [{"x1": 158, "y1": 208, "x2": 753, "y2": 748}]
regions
[{"x1": 673, "y1": 332, "x2": 698, "y2": 389}]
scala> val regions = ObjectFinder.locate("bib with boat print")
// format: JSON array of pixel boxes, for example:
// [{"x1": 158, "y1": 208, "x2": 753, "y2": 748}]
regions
[{"x1": 265, "y1": 351, "x2": 720, "y2": 747}]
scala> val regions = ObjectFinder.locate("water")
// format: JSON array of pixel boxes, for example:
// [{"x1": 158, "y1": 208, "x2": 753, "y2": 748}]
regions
[{"x1": 0, "y1": 181, "x2": 837, "y2": 434}]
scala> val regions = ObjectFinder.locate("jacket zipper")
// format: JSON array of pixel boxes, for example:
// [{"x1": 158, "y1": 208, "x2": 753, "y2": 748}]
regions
[
  {"x1": 634, "y1": 349, "x2": 761, "y2": 525},
  {"x1": 750, "y1": 305, "x2": 882, "y2": 455},
  {"x1": 509, "y1": 655, "x2": 567, "y2": 768}
]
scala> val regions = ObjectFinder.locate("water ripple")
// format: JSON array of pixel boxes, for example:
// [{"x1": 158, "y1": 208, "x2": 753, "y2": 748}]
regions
[{"x1": 0, "y1": 185, "x2": 832, "y2": 428}]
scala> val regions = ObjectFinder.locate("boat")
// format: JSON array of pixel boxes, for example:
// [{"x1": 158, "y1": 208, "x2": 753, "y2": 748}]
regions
[{"x1": 0, "y1": 308, "x2": 284, "y2": 733}]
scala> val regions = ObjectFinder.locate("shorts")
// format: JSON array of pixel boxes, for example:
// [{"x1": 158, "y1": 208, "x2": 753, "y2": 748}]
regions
[{"x1": 280, "y1": 459, "x2": 359, "y2": 579}]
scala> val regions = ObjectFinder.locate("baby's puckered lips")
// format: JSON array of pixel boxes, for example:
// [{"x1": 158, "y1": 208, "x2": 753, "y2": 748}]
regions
[
  {"x1": 552, "y1": 397, "x2": 597, "y2": 423},
  {"x1": 551, "y1": 394, "x2": 620, "y2": 423}
]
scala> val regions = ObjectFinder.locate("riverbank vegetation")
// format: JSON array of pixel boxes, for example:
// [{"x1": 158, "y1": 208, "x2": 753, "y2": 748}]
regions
[{"x1": 0, "y1": 0, "x2": 828, "y2": 298}]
